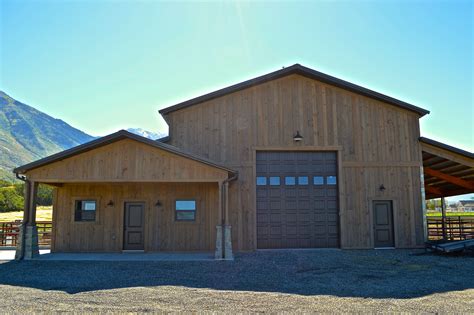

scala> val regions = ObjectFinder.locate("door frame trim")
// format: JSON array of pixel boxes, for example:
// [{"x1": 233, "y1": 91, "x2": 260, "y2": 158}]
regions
[
  {"x1": 122, "y1": 200, "x2": 147, "y2": 251},
  {"x1": 369, "y1": 198, "x2": 398, "y2": 248},
  {"x1": 252, "y1": 147, "x2": 343, "y2": 249}
]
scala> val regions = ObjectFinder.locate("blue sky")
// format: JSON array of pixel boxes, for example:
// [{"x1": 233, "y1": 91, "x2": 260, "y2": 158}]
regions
[{"x1": 1, "y1": 1, "x2": 473, "y2": 145}]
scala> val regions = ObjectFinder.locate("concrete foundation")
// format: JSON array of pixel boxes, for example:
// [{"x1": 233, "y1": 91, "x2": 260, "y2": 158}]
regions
[{"x1": 15, "y1": 225, "x2": 39, "y2": 260}]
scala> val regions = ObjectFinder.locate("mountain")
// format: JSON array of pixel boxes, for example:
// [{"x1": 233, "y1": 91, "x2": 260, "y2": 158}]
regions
[
  {"x1": 126, "y1": 128, "x2": 167, "y2": 140},
  {"x1": 0, "y1": 91, "x2": 95, "y2": 181}
]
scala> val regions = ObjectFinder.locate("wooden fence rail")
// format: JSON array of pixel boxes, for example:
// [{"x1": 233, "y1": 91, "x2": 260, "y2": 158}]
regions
[
  {"x1": 1, "y1": 217, "x2": 472, "y2": 247},
  {"x1": 427, "y1": 216, "x2": 474, "y2": 241},
  {"x1": 0, "y1": 221, "x2": 52, "y2": 247}
]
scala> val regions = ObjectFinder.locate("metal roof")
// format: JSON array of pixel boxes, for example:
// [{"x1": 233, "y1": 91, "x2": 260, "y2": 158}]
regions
[{"x1": 159, "y1": 64, "x2": 430, "y2": 117}]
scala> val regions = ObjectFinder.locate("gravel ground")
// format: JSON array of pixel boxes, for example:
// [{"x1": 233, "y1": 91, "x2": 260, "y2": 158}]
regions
[{"x1": 0, "y1": 249, "x2": 472, "y2": 313}]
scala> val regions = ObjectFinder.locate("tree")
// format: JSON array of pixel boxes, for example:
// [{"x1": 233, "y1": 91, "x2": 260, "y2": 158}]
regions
[
  {"x1": 0, "y1": 187, "x2": 24, "y2": 212},
  {"x1": 0, "y1": 181, "x2": 53, "y2": 212},
  {"x1": 37, "y1": 184, "x2": 53, "y2": 206}
]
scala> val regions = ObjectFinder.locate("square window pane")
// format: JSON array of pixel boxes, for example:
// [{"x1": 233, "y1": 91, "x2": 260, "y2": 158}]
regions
[
  {"x1": 176, "y1": 200, "x2": 196, "y2": 210},
  {"x1": 269, "y1": 177, "x2": 280, "y2": 186},
  {"x1": 81, "y1": 211, "x2": 96, "y2": 221},
  {"x1": 298, "y1": 176, "x2": 309, "y2": 185},
  {"x1": 285, "y1": 176, "x2": 296, "y2": 185},
  {"x1": 256, "y1": 177, "x2": 267, "y2": 186},
  {"x1": 327, "y1": 176, "x2": 337, "y2": 185},
  {"x1": 313, "y1": 176, "x2": 324, "y2": 185},
  {"x1": 176, "y1": 211, "x2": 195, "y2": 221},
  {"x1": 75, "y1": 200, "x2": 96, "y2": 222},
  {"x1": 83, "y1": 201, "x2": 96, "y2": 211}
]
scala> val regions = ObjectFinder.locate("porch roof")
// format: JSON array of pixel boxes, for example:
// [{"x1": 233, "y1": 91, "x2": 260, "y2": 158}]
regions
[{"x1": 421, "y1": 137, "x2": 474, "y2": 199}]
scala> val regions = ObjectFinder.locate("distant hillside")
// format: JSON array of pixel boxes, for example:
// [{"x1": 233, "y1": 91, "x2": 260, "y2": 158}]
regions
[{"x1": 0, "y1": 91, "x2": 95, "y2": 180}]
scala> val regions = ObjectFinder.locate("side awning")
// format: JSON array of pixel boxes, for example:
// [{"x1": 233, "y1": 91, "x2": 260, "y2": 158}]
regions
[{"x1": 420, "y1": 137, "x2": 474, "y2": 199}]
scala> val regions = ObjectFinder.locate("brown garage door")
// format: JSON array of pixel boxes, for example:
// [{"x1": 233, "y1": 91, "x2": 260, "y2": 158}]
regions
[{"x1": 256, "y1": 151, "x2": 339, "y2": 249}]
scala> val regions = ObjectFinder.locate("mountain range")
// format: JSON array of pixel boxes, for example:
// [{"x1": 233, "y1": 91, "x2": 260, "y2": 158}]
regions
[{"x1": 0, "y1": 91, "x2": 166, "y2": 181}]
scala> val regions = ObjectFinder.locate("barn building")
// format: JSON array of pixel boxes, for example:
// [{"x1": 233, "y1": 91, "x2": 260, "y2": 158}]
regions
[{"x1": 14, "y1": 64, "x2": 474, "y2": 259}]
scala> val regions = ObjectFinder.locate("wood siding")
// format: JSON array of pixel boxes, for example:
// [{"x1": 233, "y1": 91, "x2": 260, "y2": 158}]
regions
[
  {"x1": 164, "y1": 74, "x2": 424, "y2": 250},
  {"x1": 52, "y1": 182, "x2": 218, "y2": 252},
  {"x1": 26, "y1": 138, "x2": 229, "y2": 183}
]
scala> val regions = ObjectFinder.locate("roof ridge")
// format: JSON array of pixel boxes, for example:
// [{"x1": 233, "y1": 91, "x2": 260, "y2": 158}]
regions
[{"x1": 159, "y1": 64, "x2": 429, "y2": 116}]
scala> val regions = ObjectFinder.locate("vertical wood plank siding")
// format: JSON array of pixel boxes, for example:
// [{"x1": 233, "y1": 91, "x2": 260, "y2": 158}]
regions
[
  {"x1": 25, "y1": 139, "x2": 229, "y2": 183},
  {"x1": 165, "y1": 74, "x2": 424, "y2": 250},
  {"x1": 53, "y1": 183, "x2": 218, "y2": 252}
]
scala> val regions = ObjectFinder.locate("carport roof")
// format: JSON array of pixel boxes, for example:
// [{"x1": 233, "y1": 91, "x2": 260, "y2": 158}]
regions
[
  {"x1": 14, "y1": 130, "x2": 236, "y2": 175},
  {"x1": 421, "y1": 137, "x2": 474, "y2": 199}
]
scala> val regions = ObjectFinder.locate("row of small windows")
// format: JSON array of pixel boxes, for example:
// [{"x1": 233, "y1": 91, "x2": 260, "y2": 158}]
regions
[{"x1": 256, "y1": 176, "x2": 337, "y2": 186}]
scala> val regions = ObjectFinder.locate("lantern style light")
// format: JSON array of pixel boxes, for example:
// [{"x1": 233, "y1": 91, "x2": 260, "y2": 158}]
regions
[{"x1": 293, "y1": 131, "x2": 303, "y2": 142}]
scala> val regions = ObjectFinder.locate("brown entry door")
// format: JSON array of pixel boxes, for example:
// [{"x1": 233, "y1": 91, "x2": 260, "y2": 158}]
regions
[
  {"x1": 373, "y1": 201, "x2": 395, "y2": 248},
  {"x1": 123, "y1": 202, "x2": 145, "y2": 250}
]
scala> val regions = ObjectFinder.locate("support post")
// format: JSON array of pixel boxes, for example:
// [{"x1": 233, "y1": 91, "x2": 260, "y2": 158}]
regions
[
  {"x1": 15, "y1": 181, "x2": 39, "y2": 260},
  {"x1": 223, "y1": 181, "x2": 233, "y2": 260},
  {"x1": 441, "y1": 197, "x2": 447, "y2": 241},
  {"x1": 420, "y1": 167, "x2": 428, "y2": 243},
  {"x1": 214, "y1": 182, "x2": 223, "y2": 259}
]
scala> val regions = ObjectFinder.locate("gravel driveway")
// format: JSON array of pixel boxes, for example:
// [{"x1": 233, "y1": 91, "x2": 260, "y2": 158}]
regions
[{"x1": 0, "y1": 250, "x2": 472, "y2": 312}]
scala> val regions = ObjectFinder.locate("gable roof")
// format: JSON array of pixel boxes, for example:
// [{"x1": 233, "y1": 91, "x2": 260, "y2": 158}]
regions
[
  {"x1": 159, "y1": 63, "x2": 430, "y2": 116},
  {"x1": 459, "y1": 200, "x2": 474, "y2": 206},
  {"x1": 14, "y1": 130, "x2": 236, "y2": 175}
]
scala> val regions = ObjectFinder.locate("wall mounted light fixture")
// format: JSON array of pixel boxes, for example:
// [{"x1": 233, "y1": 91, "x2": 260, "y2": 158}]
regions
[
  {"x1": 293, "y1": 131, "x2": 303, "y2": 142},
  {"x1": 379, "y1": 184, "x2": 386, "y2": 192},
  {"x1": 107, "y1": 200, "x2": 114, "y2": 207},
  {"x1": 155, "y1": 200, "x2": 162, "y2": 207}
]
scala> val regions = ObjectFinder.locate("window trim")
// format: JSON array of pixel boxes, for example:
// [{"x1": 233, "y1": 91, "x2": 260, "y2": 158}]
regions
[
  {"x1": 175, "y1": 199, "x2": 197, "y2": 222},
  {"x1": 72, "y1": 197, "x2": 100, "y2": 224}
]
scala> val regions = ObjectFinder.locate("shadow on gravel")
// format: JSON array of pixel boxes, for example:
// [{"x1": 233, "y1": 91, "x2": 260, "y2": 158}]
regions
[{"x1": 0, "y1": 250, "x2": 472, "y2": 298}]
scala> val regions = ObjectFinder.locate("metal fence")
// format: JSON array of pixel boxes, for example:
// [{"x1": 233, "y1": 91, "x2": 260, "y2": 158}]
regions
[
  {"x1": 427, "y1": 216, "x2": 474, "y2": 241},
  {"x1": 0, "y1": 221, "x2": 52, "y2": 247}
]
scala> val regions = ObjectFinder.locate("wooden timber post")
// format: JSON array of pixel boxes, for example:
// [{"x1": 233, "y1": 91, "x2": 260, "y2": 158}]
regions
[
  {"x1": 441, "y1": 197, "x2": 447, "y2": 241},
  {"x1": 214, "y1": 181, "x2": 224, "y2": 259},
  {"x1": 223, "y1": 181, "x2": 233, "y2": 260}
]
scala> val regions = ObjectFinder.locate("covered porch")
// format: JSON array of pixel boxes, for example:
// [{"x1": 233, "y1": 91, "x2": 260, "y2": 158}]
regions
[
  {"x1": 421, "y1": 137, "x2": 474, "y2": 241},
  {"x1": 13, "y1": 130, "x2": 237, "y2": 260}
]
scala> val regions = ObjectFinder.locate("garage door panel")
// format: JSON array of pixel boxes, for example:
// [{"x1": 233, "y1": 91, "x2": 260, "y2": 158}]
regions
[
  {"x1": 313, "y1": 200, "x2": 326, "y2": 210},
  {"x1": 313, "y1": 189, "x2": 326, "y2": 197},
  {"x1": 256, "y1": 151, "x2": 339, "y2": 249},
  {"x1": 269, "y1": 190, "x2": 281, "y2": 197},
  {"x1": 270, "y1": 200, "x2": 281, "y2": 209},
  {"x1": 257, "y1": 189, "x2": 268, "y2": 198},
  {"x1": 327, "y1": 200, "x2": 338, "y2": 210}
]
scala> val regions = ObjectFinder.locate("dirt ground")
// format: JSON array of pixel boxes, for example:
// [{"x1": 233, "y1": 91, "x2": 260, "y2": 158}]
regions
[{"x1": 0, "y1": 249, "x2": 472, "y2": 312}]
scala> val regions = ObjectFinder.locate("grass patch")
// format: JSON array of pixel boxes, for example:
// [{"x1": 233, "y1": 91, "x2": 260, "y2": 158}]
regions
[
  {"x1": 426, "y1": 212, "x2": 474, "y2": 217},
  {"x1": 0, "y1": 206, "x2": 52, "y2": 222}
]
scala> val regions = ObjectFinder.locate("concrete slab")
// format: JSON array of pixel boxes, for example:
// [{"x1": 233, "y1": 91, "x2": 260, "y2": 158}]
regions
[
  {"x1": 35, "y1": 252, "x2": 216, "y2": 261},
  {"x1": 0, "y1": 249, "x2": 50, "y2": 261}
]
